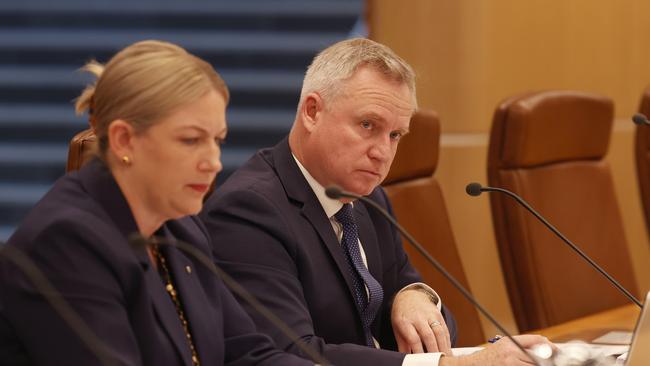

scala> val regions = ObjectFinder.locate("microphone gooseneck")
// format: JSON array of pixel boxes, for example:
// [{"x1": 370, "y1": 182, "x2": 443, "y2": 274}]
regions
[
  {"x1": 128, "y1": 234, "x2": 330, "y2": 365},
  {"x1": 325, "y1": 186, "x2": 545, "y2": 366},
  {"x1": 465, "y1": 183, "x2": 643, "y2": 308},
  {"x1": 0, "y1": 243, "x2": 116, "y2": 366}
]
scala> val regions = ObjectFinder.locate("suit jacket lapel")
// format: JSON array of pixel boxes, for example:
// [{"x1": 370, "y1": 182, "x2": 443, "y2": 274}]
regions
[
  {"x1": 271, "y1": 139, "x2": 361, "y2": 306},
  {"x1": 300, "y1": 202, "x2": 360, "y2": 293},
  {"x1": 142, "y1": 243, "x2": 193, "y2": 366},
  {"x1": 158, "y1": 226, "x2": 216, "y2": 366}
]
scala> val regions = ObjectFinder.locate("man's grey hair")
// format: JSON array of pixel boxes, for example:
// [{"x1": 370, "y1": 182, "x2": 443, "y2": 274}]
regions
[{"x1": 298, "y1": 38, "x2": 417, "y2": 111}]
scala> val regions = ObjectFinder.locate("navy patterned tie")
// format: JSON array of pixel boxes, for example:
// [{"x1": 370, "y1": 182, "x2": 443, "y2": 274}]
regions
[{"x1": 334, "y1": 203, "x2": 384, "y2": 347}]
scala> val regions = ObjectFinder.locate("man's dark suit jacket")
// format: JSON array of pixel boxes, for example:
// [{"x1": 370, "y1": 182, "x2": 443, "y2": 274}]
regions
[
  {"x1": 0, "y1": 159, "x2": 312, "y2": 366},
  {"x1": 200, "y1": 138, "x2": 457, "y2": 366}
]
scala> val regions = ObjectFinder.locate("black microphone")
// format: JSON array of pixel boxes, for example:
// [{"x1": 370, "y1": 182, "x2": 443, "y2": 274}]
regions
[
  {"x1": 0, "y1": 243, "x2": 116, "y2": 366},
  {"x1": 632, "y1": 113, "x2": 650, "y2": 126},
  {"x1": 325, "y1": 186, "x2": 546, "y2": 366},
  {"x1": 128, "y1": 234, "x2": 329, "y2": 365},
  {"x1": 465, "y1": 182, "x2": 643, "y2": 308}
]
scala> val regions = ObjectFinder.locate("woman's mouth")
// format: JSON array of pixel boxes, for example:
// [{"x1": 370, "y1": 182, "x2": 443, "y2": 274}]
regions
[{"x1": 188, "y1": 184, "x2": 209, "y2": 193}]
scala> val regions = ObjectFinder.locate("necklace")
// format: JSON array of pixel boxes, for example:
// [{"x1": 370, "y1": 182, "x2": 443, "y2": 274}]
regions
[{"x1": 151, "y1": 244, "x2": 200, "y2": 366}]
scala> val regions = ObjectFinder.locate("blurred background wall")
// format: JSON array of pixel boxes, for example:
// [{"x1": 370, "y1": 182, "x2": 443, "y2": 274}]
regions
[{"x1": 0, "y1": 0, "x2": 362, "y2": 240}]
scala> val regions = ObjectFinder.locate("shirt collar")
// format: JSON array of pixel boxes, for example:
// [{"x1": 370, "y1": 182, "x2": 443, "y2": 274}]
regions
[{"x1": 292, "y1": 154, "x2": 344, "y2": 218}]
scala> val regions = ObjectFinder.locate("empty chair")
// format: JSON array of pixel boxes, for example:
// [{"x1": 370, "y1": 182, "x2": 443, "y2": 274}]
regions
[
  {"x1": 487, "y1": 90, "x2": 638, "y2": 332},
  {"x1": 382, "y1": 110, "x2": 484, "y2": 346},
  {"x1": 66, "y1": 128, "x2": 96, "y2": 172}
]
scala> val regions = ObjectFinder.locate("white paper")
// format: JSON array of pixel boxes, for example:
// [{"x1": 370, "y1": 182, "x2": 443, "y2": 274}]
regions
[
  {"x1": 591, "y1": 331, "x2": 633, "y2": 345},
  {"x1": 450, "y1": 347, "x2": 483, "y2": 356},
  {"x1": 556, "y1": 342, "x2": 629, "y2": 357}
]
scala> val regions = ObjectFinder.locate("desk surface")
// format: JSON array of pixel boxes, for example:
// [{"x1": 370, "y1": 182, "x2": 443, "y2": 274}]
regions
[{"x1": 531, "y1": 304, "x2": 640, "y2": 343}]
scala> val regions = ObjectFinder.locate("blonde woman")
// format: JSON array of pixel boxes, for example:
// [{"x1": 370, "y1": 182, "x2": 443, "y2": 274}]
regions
[{"x1": 0, "y1": 40, "x2": 312, "y2": 366}]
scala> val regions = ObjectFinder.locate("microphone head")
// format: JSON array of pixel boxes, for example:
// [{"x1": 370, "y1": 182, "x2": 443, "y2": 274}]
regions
[
  {"x1": 633, "y1": 113, "x2": 650, "y2": 126},
  {"x1": 466, "y1": 182, "x2": 484, "y2": 196},
  {"x1": 325, "y1": 185, "x2": 344, "y2": 199}
]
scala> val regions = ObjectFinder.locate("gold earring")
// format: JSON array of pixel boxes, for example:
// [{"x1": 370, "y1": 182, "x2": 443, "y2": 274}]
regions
[{"x1": 121, "y1": 155, "x2": 131, "y2": 165}]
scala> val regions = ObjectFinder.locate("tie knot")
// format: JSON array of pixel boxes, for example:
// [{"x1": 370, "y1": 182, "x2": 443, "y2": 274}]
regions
[{"x1": 334, "y1": 203, "x2": 355, "y2": 226}]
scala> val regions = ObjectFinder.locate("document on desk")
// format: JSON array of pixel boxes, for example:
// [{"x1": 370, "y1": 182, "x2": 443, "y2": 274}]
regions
[
  {"x1": 591, "y1": 331, "x2": 633, "y2": 345},
  {"x1": 449, "y1": 343, "x2": 628, "y2": 358},
  {"x1": 556, "y1": 343, "x2": 629, "y2": 357},
  {"x1": 451, "y1": 347, "x2": 483, "y2": 356}
]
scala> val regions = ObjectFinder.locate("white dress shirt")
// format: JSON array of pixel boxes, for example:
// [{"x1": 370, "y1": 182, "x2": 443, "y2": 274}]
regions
[{"x1": 293, "y1": 155, "x2": 445, "y2": 366}]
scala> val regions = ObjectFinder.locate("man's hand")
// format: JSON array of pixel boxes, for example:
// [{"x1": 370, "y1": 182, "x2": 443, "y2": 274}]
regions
[
  {"x1": 439, "y1": 335, "x2": 553, "y2": 366},
  {"x1": 391, "y1": 288, "x2": 451, "y2": 355}
]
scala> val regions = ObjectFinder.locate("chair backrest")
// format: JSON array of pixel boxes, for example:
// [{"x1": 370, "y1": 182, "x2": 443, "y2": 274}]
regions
[
  {"x1": 382, "y1": 110, "x2": 484, "y2": 346},
  {"x1": 487, "y1": 90, "x2": 638, "y2": 332},
  {"x1": 66, "y1": 128, "x2": 97, "y2": 172},
  {"x1": 635, "y1": 86, "x2": 650, "y2": 240}
]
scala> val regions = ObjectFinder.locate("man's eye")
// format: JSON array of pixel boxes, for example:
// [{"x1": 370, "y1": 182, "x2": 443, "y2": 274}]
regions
[
  {"x1": 215, "y1": 137, "x2": 226, "y2": 146},
  {"x1": 181, "y1": 137, "x2": 199, "y2": 145},
  {"x1": 361, "y1": 120, "x2": 372, "y2": 129},
  {"x1": 390, "y1": 131, "x2": 403, "y2": 141}
]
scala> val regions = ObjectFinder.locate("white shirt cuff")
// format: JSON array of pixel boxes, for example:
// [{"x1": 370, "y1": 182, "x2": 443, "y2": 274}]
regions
[
  {"x1": 403, "y1": 352, "x2": 444, "y2": 366},
  {"x1": 398, "y1": 282, "x2": 442, "y2": 311}
]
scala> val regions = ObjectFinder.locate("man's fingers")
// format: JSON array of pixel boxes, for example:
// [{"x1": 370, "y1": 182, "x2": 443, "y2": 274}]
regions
[
  {"x1": 409, "y1": 339, "x2": 425, "y2": 354},
  {"x1": 413, "y1": 320, "x2": 439, "y2": 353},
  {"x1": 399, "y1": 323, "x2": 426, "y2": 354},
  {"x1": 430, "y1": 320, "x2": 451, "y2": 355},
  {"x1": 396, "y1": 334, "x2": 411, "y2": 353},
  {"x1": 395, "y1": 314, "x2": 454, "y2": 355},
  {"x1": 425, "y1": 318, "x2": 451, "y2": 355}
]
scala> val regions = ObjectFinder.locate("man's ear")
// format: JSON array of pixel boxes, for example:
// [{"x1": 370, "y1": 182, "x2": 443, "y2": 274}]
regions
[
  {"x1": 106, "y1": 119, "x2": 137, "y2": 162},
  {"x1": 300, "y1": 93, "x2": 324, "y2": 133}
]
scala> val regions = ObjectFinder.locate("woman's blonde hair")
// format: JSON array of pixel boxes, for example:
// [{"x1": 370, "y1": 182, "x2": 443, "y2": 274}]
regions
[{"x1": 75, "y1": 40, "x2": 229, "y2": 156}]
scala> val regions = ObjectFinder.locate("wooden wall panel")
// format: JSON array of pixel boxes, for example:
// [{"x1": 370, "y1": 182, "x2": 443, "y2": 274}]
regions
[{"x1": 369, "y1": 0, "x2": 650, "y2": 337}]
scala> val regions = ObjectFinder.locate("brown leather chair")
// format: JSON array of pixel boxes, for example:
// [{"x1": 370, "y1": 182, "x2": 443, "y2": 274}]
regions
[
  {"x1": 66, "y1": 128, "x2": 97, "y2": 172},
  {"x1": 635, "y1": 86, "x2": 650, "y2": 240},
  {"x1": 487, "y1": 90, "x2": 639, "y2": 332},
  {"x1": 382, "y1": 110, "x2": 484, "y2": 346}
]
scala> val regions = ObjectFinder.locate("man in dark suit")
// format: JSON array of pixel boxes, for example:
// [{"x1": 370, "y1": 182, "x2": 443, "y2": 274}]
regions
[{"x1": 201, "y1": 38, "x2": 550, "y2": 366}]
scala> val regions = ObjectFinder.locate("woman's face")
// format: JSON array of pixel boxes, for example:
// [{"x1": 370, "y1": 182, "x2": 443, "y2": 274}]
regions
[{"x1": 128, "y1": 90, "x2": 227, "y2": 220}]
